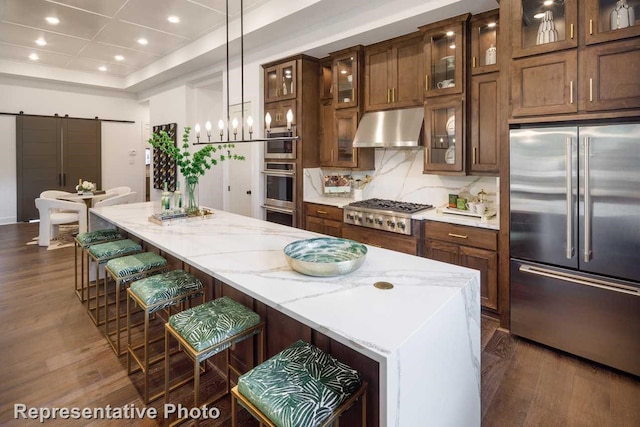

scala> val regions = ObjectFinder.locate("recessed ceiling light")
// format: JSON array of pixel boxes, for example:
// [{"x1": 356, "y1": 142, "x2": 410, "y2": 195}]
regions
[
  {"x1": 167, "y1": 16, "x2": 180, "y2": 23},
  {"x1": 29, "y1": 53, "x2": 39, "y2": 61},
  {"x1": 35, "y1": 38, "x2": 47, "y2": 46},
  {"x1": 446, "y1": 31, "x2": 454, "y2": 37},
  {"x1": 45, "y1": 17, "x2": 59, "y2": 25},
  {"x1": 137, "y1": 38, "x2": 148, "y2": 45},
  {"x1": 544, "y1": 0, "x2": 553, "y2": 5},
  {"x1": 534, "y1": 12, "x2": 545, "y2": 19},
  {"x1": 449, "y1": 44, "x2": 456, "y2": 49},
  {"x1": 114, "y1": 55, "x2": 124, "y2": 61},
  {"x1": 340, "y1": 69, "x2": 347, "y2": 74},
  {"x1": 487, "y1": 22, "x2": 496, "y2": 28},
  {"x1": 99, "y1": 66, "x2": 107, "y2": 71}
]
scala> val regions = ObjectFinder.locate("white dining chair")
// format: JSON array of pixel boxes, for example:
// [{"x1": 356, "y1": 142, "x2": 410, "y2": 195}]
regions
[
  {"x1": 93, "y1": 192, "x2": 137, "y2": 208},
  {"x1": 91, "y1": 186, "x2": 133, "y2": 206},
  {"x1": 35, "y1": 198, "x2": 87, "y2": 247}
]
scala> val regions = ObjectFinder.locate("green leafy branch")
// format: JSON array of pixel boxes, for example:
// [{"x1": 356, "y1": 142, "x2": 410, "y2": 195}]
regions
[{"x1": 148, "y1": 126, "x2": 245, "y2": 183}]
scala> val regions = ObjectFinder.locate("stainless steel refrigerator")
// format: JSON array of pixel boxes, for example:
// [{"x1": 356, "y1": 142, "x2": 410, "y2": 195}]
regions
[{"x1": 510, "y1": 124, "x2": 640, "y2": 376}]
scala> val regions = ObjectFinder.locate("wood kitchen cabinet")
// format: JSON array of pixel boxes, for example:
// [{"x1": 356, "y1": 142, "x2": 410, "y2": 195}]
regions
[
  {"x1": 423, "y1": 221, "x2": 499, "y2": 311},
  {"x1": 423, "y1": 94, "x2": 465, "y2": 174},
  {"x1": 580, "y1": 39, "x2": 640, "y2": 111},
  {"x1": 319, "y1": 57, "x2": 333, "y2": 101},
  {"x1": 320, "y1": 46, "x2": 374, "y2": 170},
  {"x1": 304, "y1": 203, "x2": 343, "y2": 237},
  {"x1": 321, "y1": 110, "x2": 374, "y2": 169},
  {"x1": 422, "y1": 14, "x2": 469, "y2": 98},
  {"x1": 511, "y1": 49, "x2": 578, "y2": 117},
  {"x1": 319, "y1": 100, "x2": 334, "y2": 165},
  {"x1": 333, "y1": 47, "x2": 362, "y2": 109},
  {"x1": 342, "y1": 224, "x2": 421, "y2": 256},
  {"x1": 470, "y1": 10, "x2": 500, "y2": 75},
  {"x1": 264, "y1": 99, "x2": 297, "y2": 128},
  {"x1": 264, "y1": 60, "x2": 297, "y2": 103},
  {"x1": 583, "y1": 0, "x2": 640, "y2": 45},
  {"x1": 364, "y1": 33, "x2": 424, "y2": 111},
  {"x1": 511, "y1": 0, "x2": 578, "y2": 59},
  {"x1": 470, "y1": 72, "x2": 500, "y2": 174}
]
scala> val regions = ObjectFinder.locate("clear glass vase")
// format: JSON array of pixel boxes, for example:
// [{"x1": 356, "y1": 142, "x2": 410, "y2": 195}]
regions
[{"x1": 185, "y1": 177, "x2": 199, "y2": 215}]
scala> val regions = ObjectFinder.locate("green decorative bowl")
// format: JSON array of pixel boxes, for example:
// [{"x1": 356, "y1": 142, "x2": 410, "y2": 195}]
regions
[{"x1": 283, "y1": 237, "x2": 367, "y2": 277}]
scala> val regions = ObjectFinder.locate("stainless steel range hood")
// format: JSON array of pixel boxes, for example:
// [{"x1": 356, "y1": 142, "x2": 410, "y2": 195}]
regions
[{"x1": 352, "y1": 107, "x2": 424, "y2": 148}]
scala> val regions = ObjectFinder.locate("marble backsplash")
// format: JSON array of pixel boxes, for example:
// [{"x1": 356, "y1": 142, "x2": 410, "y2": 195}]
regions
[{"x1": 304, "y1": 147, "x2": 499, "y2": 210}]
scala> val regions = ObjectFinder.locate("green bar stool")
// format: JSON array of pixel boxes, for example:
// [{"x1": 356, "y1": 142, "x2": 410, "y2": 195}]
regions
[
  {"x1": 86, "y1": 239, "x2": 142, "y2": 326},
  {"x1": 74, "y1": 229, "x2": 123, "y2": 302},
  {"x1": 126, "y1": 270, "x2": 205, "y2": 403},
  {"x1": 103, "y1": 252, "x2": 168, "y2": 356},
  {"x1": 164, "y1": 297, "x2": 265, "y2": 425},
  {"x1": 231, "y1": 340, "x2": 368, "y2": 427}
]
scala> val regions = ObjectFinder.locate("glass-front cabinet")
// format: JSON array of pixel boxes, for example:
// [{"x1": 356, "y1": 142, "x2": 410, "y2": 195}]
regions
[
  {"x1": 424, "y1": 95, "x2": 464, "y2": 174},
  {"x1": 470, "y1": 10, "x2": 500, "y2": 74},
  {"x1": 512, "y1": 0, "x2": 578, "y2": 58},
  {"x1": 333, "y1": 48, "x2": 361, "y2": 109},
  {"x1": 423, "y1": 16, "x2": 468, "y2": 98},
  {"x1": 332, "y1": 110, "x2": 358, "y2": 167},
  {"x1": 264, "y1": 60, "x2": 297, "y2": 103},
  {"x1": 584, "y1": 0, "x2": 640, "y2": 44}
]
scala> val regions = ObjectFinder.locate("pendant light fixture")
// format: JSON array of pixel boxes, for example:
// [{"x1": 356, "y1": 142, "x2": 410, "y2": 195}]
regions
[{"x1": 193, "y1": 0, "x2": 298, "y2": 145}]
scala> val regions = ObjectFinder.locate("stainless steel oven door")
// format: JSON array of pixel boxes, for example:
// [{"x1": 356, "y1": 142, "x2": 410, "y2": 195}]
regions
[
  {"x1": 265, "y1": 126, "x2": 296, "y2": 159},
  {"x1": 263, "y1": 162, "x2": 295, "y2": 209},
  {"x1": 263, "y1": 205, "x2": 296, "y2": 228}
]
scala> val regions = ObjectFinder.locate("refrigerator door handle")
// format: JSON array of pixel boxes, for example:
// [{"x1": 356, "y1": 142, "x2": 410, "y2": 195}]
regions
[
  {"x1": 519, "y1": 265, "x2": 640, "y2": 296},
  {"x1": 583, "y1": 137, "x2": 592, "y2": 262},
  {"x1": 565, "y1": 137, "x2": 574, "y2": 259}
]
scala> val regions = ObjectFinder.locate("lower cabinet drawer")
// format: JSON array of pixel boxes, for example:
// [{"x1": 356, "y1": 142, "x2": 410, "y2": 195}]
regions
[
  {"x1": 423, "y1": 220, "x2": 497, "y2": 251},
  {"x1": 342, "y1": 224, "x2": 419, "y2": 255},
  {"x1": 305, "y1": 203, "x2": 344, "y2": 222}
]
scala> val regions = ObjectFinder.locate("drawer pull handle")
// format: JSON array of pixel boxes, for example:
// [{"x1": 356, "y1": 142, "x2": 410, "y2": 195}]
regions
[
  {"x1": 448, "y1": 233, "x2": 468, "y2": 239},
  {"x1": 316, "y1": 210, "x2": 328, "y2": 215}
]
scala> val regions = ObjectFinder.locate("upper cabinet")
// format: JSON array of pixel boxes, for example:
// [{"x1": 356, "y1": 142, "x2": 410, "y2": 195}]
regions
[
  {"x1": 422, "y1": 14, "x2": 469, "y2": 97},
  {"x1": 333, "y1": 47, "x2": 362, "y2": 109},
  {"x1": 470, "y1": 10, "x2": 500, "y2": 75},
  {"x1": 364, "y1": 34, "x2": 424, "y2": 111},
  {"x1": 583, "y1": 0, "x2": 640, "y2": 45},
  {"x1": 511, "y1": 0, "x2": 578, "y2": 58},
  {"x1": 423, "y1": 94, "x2": 465, "y2": 174},
  {"x1": 264, "y1": 60, "x2": 297, "y2": 103},
  {"x1": 319, "y1": 58, "x2": 333, "y2": 101}
]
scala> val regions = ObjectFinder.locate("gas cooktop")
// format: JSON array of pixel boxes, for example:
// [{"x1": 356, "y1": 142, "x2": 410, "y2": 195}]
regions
[
  {"x1": 347, "y1": 198, "x2": 434, "y2": 214},
  {"x1": 344, "y1": 199, "x2": 434, "y2": 235}
]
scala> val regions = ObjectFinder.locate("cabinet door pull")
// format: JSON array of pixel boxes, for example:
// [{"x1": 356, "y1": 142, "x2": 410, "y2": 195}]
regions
[
  {"x1": 387, "y1": 89, "x2": 391, "y2": 104},
  {"x1": 316, "y1": 210, "x2": 328, "y2": 215},
  {"x1": 448, "y1": 233, "x2": 468, "y2": 239},
  {"x1": 570, "y1": 24, "x2": 574, "y2": 39},
  {"x1": 425, "y1": 75, "x2": 429, "y2": 91},
  {"x1": 589, "y1": 19, "x2": 593, "y2": 35},
  {"x1": 589, "y1": 78, "x2": 593, "y2": 102},
  {"x1": 330, "y1": 149, "x2": 334, "y2": 162},
  {"x1": 351, "y1": 88, "x2": 355, "y2": 102},
  {"x1": 472, "y1": 56, "x2": 477, "y2": 68},
  {"x1": 473, "y1": 147, "x2": 478, "y2": 165},
  {"x1": 426, "y1": 147, "x2": 430, "y2": 162},
  {"x1": 570, "y1": 80, "x2": 574, "y2": 104},
  {"x1": 392, "y1": 88, "x2": 395, "y2": 103}
]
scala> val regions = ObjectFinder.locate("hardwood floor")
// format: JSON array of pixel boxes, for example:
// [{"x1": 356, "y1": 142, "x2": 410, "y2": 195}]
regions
[{"x1": 1, "y1": 222, "x2": 639, "y2": 426}]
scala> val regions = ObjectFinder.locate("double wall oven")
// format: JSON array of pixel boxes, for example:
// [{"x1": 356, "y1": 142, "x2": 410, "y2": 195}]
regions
[{"x1": 263, "y1": 127, "x2": 297, "y2": 227}]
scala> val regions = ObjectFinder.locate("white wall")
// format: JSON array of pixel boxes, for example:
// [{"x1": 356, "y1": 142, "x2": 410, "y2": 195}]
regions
[{"x1": 0, "y1": 76, "x2": 149, "y2": 224}]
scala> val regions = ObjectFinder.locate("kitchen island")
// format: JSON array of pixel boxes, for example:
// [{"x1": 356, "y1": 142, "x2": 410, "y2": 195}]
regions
[{"x1": 90, "y1": 202, "x2": 480, "y2": 427}]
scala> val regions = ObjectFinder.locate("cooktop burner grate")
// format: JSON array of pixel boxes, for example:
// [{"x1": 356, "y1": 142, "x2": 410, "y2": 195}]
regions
[{"x1": 347, "y1": 198, "x2": 433, "y2": 214}]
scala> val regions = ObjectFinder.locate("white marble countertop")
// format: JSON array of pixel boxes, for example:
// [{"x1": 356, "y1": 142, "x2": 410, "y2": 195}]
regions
[
  {"x1": 304, "y1": 196, "x2": 355, "y2": 208},
  {"x1": 91, "y1": 202, "x2": 477, "y2": 361},
  {"x1": 414, "y1": 207, "x2": 500, "y2": 230},
  {"x1": 90, "y1": 202, "x2": 481, "y2": 426}
]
